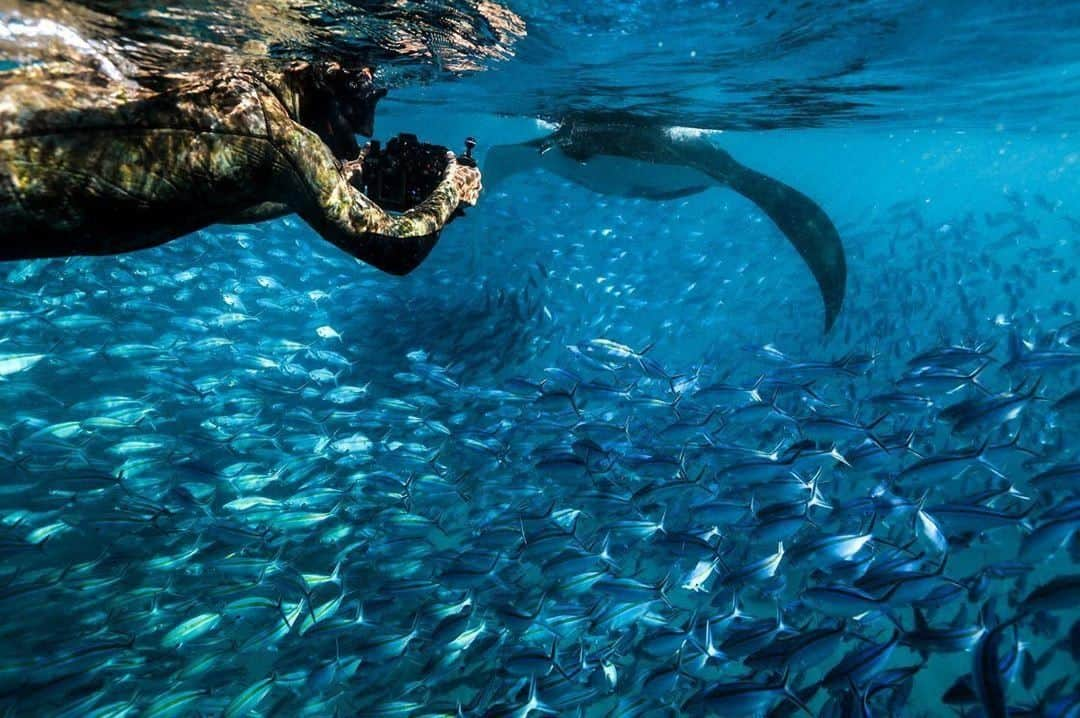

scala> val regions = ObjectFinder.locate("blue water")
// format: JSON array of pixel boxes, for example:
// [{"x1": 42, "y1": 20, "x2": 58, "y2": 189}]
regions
[{"x1": 1, "y1": 1, "x2": 1079, "y2": 716}]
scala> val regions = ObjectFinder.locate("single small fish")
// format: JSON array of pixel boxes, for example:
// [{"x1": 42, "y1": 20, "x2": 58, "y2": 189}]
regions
[
  {"x1": 1004, "y1": 331, "x2": 1080, "y2": 373},
  {"x1": 901, "y1": 606, "x2": 987, "y2": 657},
  {"x1": 0, "y1": 352, "x2": 45, "y2": 377},
  {"x1": 161, "y1": 613, "x2": 222, "y2": 648},
  {"x1": 802, "y1": 582, "x2": 900, "y2": 619},
  {"x1": 895, "y1": 361, "x2": 989, "y2": 395},
  {"x1": 908, "y1": 341, "x2": 995, "y2": 369},
  {"x1": 323, "y1": 383, "x2": 371, "y2": 404},
  {"x1": 1030, "y1": 463, "x2": 1080, "y2": 491},
  {"x1": 223, "y1": 674, "x2": 276, "y2": 718},
  {"x1": 898, "y1": 441, "x2": 1005, "y2": 485},
  {"x1": 972, "y1": 614, "x2": 1016, "y2": 718},
  {"x1": 722, "y1": 542, "x2": 785, "y2": 586},
  {"x1": 1019, "y1": 575, "x2": 1080, "y2": 616},
  {"x1": 943, "y1": 379, "x2": 1043, "y2": 434},
  {"x1": 144, "y1": 689, "x2": 210, "y2": 718},
  {"x1": 316, "y1": 325, "x2": 342, "y2": 341},
  {"x1": 822, "y1": 630, "x2": 901, "y2": 690},
  {"x1": 681, "y1": 667, "x2": 811, "y2": 717}
]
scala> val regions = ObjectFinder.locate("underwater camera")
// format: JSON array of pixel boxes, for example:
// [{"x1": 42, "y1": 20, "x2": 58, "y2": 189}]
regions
[{"x1": 358, "y1": 134, "x2": 477, "y2": 213}]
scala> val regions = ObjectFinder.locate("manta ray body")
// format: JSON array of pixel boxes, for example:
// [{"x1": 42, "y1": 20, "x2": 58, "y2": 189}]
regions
[{"x1": 484, "y1": 113, "x2": 846, "y2": 332}]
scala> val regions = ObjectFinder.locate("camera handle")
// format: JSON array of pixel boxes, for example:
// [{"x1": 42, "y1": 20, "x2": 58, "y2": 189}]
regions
[
  {"x1": 458, "y1": 137, "x2": 478, "y2": 168},
  {"x1": 451, "y1": 137, "x2": 478, "y2": 220}
]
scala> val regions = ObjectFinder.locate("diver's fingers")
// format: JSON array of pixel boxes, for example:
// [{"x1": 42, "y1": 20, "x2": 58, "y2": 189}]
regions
[
  {"x1": 442, "y1": 152, "x2": 480, "y2": 206},
  {"x1": 453, "y1": 165, "x2": 482, "y2": 206}
]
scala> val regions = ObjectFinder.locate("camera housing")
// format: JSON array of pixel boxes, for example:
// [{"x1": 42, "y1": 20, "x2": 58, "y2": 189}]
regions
[{"x1": 358, "y1": 133, "x2": 450, "y2": 213}]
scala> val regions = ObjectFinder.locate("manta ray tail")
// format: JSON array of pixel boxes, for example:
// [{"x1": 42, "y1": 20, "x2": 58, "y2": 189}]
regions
[{"x1": 686, "y1": 144, "x2": 847, "y2": 334}]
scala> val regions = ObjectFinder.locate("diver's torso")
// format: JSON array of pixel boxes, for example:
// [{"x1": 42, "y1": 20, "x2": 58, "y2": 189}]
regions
[
  {"x1": 0, "y1": 63, "x2": 275, "y2": 138},
  {"x1": 0, "y1": 64, "x2": 282, "y2": 258}
]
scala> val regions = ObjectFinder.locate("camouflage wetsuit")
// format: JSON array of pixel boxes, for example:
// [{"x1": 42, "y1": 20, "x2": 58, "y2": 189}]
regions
[{"x1": 0, "y1": 60, "x2": 481, "y2": 274}]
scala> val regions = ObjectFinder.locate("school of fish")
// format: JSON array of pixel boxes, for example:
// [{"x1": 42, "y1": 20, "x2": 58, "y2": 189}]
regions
[{"x1": 0, "y1": 172, "x2": 1077, "y2": 717}]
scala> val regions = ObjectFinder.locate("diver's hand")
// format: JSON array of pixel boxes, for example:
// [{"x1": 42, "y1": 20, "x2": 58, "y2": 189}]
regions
[
  {"x1": 342, "y1": 158, "x2": 363, "y2": 184},
  {"x1": 445, "y1": 152, "x2": 482, "y2": 207},
  {"x1": 341, "y1": 143, "x2": 371, "y2": 185}
]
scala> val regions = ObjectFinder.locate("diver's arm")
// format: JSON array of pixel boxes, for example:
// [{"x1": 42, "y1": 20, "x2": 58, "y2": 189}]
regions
[{"x1": 271, "y1": 125, "x2": 479, "y2": 275}]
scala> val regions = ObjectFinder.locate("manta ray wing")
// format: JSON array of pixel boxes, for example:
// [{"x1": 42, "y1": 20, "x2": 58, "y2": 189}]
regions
[
  {"x1": 487, "y1": 142, "x2": 713, "y2": 199},
  {"x1": 482, "y1": 142, "x2": 545, "y2": 190}
]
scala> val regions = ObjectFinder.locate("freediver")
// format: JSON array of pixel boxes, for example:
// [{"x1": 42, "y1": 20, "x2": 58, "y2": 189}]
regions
[
  {"x1": 0, "y1": 59, "x2": 482, "y2": 275},
  {"x1": 484, "y1": 111, "x2": 846, "y2": 332}
]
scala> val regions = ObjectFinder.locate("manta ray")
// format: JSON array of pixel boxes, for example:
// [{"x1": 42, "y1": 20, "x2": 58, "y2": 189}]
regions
[{"x1": 484, "y1": 111, "x2": 846, "y2": 333}]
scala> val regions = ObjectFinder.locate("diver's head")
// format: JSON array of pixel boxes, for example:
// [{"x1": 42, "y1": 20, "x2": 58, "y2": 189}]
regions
[
  {"x1": 319, "y1": 63, "x2": 387, "y2": 138},
  {"x1": 279, "y1": 60, "x2": 387, "y2": 148}
]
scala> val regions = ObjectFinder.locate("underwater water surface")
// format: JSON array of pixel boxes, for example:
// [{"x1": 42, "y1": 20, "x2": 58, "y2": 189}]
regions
[{"x1": 1, "y1": 1, "x2": 1079, "y2": 716}]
